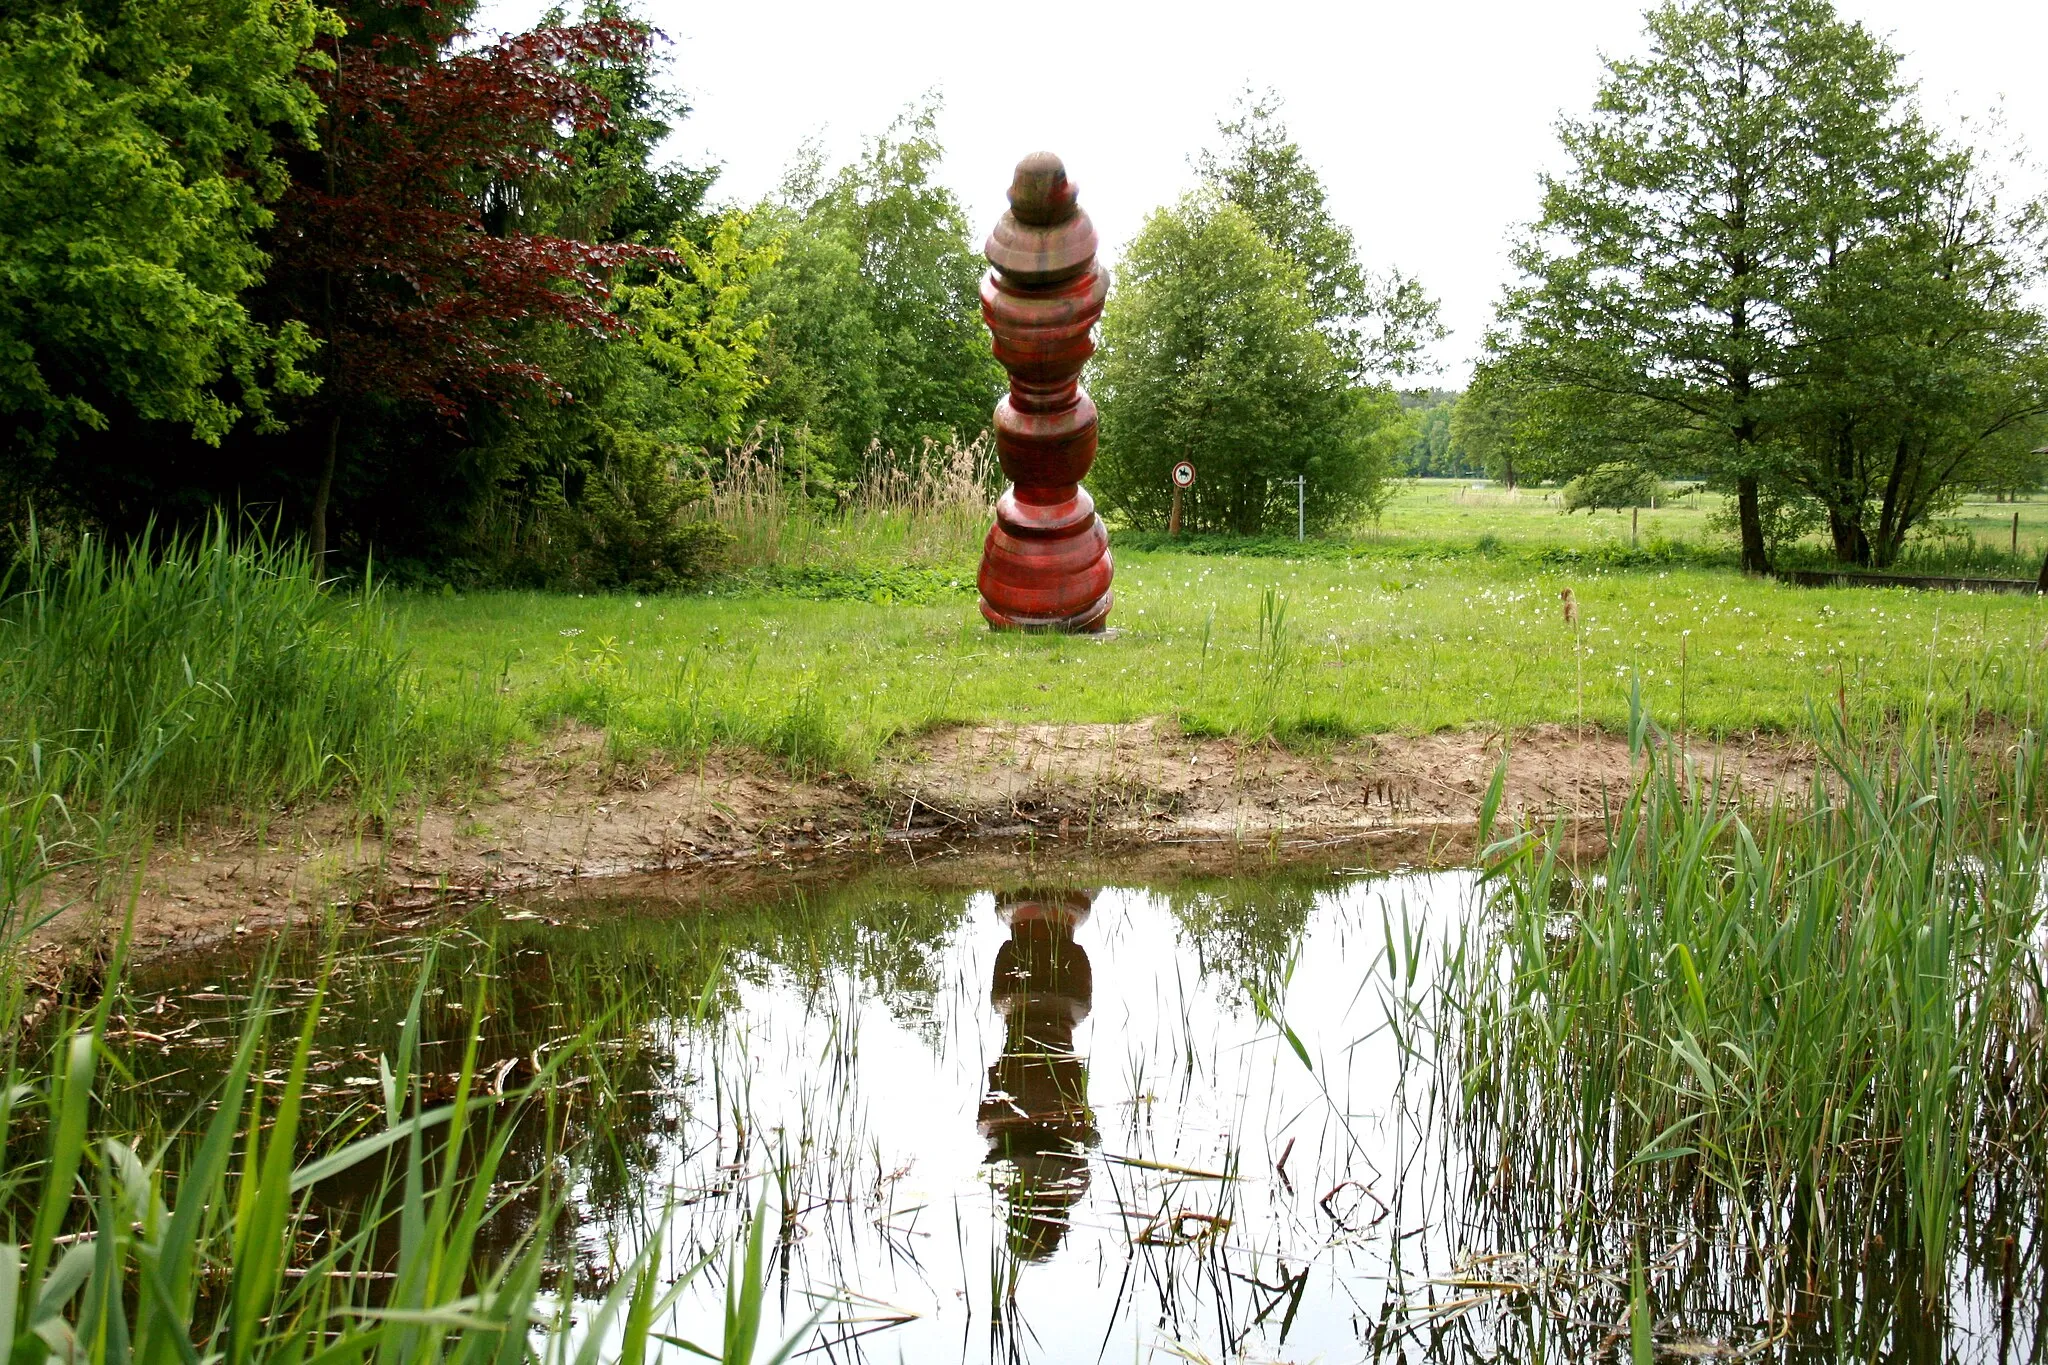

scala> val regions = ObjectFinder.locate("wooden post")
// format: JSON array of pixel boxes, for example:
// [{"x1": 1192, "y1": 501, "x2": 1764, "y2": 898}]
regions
[
  {"x1": 1632, "y1": 505, "x2": 1639, "y2": 546},
  {"x1": 1169, "y1": 483, "x2": 1183, "y2": 537},
  {"x1": 2013, "y1": 511, "x2": 2020, "y2": 557}
]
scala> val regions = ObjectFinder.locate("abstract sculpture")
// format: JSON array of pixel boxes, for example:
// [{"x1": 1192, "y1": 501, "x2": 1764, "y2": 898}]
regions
[
  {"x1": 978, "y1": 887, "x2": 1098, "y2": 1260},
  {"x1": 977, "y1": 154, "x2": 1114, "y2": 631}
]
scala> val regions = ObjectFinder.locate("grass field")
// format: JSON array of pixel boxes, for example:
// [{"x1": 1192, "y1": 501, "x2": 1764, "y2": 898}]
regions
[
  {"x1": 1369, "y1": 477, "x2": 1725, "y2": 552},
  {"x1": 1370, "y1": 477, "x2": 2048, "y2": 567},
  {"x1": 401, "y1": 512, "x2": 2048, "y2": 776}
]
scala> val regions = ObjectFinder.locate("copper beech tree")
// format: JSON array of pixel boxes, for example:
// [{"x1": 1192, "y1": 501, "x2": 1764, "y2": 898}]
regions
[{"x1": 266, "y1": 4, "x2": 666, "y2": 565}]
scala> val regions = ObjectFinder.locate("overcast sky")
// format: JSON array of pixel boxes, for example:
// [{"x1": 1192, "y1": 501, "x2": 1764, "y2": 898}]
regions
[{"x1": 480, "y1": 0, "x2": 2046, "y2": 384}]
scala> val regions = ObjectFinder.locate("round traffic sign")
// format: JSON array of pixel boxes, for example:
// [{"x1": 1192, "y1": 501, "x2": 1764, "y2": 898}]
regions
[{"x1": 1172, "y1": 460, "x2": 1197, "y2": 488}]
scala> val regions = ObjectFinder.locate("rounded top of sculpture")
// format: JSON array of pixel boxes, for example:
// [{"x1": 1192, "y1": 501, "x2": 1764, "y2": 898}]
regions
[
  {"x1": 1008, "y1": 152, "x2": 1078, "y2": 226},
  {"x1": 988, "y1": 152, "x2": 1095, "y2": 285}
]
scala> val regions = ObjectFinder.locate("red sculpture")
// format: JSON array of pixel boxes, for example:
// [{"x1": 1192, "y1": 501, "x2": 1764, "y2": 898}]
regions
[{"x1": 977, "y1": 154, "x2": 1114, "y2": 631}]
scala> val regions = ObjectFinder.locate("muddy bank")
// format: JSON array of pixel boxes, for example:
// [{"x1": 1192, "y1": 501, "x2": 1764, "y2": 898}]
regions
[{"x1": 20, "y1": 719, "x2": 1811, "y2": 988}]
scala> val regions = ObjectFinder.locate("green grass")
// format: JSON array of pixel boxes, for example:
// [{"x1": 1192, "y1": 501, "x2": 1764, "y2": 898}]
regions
[
  {"x1": 15, "y1": 484, "x2": 2048, "y2": 924},
  {"x1": 0, "y1": 940, "x2": 813, "y2": 1365},
  {"x1": 401, "y1": 539, "x2": 2048, "y2": 776},
  {"x1": 1371, "y1": 476, "x2": 1727, "y2": 554},
  {"x1": 1376, "y1": 476, "x2": 2048, "y2": 574},
  {"x1": 388, "y1": 476, "x2": 2048, "y2": 779},
  {"x1": 0, "y1": 521, "x2": 507, "y2": 932}
]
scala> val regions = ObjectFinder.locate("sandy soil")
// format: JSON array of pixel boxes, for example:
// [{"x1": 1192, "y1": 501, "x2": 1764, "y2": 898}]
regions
[{"x1": 17, "y1": 719, "x2": 1813, "y2": 998}]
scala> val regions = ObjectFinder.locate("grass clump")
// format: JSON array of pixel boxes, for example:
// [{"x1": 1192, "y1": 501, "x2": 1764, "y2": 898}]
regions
[
  {"x1": 0, "y1": 940, "x2": 813, "y2": 1365},
  {"x1": 1456, "y1": 704, "x2": 2048, "y2": 1307},
  {"x1": 0, "y1": 521, "x2": 480, "y2": 929}
]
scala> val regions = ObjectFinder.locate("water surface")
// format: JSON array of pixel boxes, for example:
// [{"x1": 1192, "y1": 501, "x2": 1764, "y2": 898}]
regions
[{"x1": 114, "y1": 861, "x2": 2041, "y2": 1362}]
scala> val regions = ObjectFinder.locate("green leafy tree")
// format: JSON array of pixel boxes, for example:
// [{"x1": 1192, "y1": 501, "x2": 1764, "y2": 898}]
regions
[
  {"x1": 1562, "y1": 461, "x2": 1660, "y2": 511},
  {"x1": 1092, "y1": 195, "x2": 1397, "y2": 534},
  {"x1": 1777, "y1": 138, "x2": 2048, "y2": 564},
  {"x1": 522, "y1": 0, "x2": 717, "y2": 249},
  {"x1": 465, "y1": 213, "x2": 778, "y2": 589},
  {"x1": 1490, "y1": 0, "x2": 1917, "y2": 571},
  {"x1": 1459, "y1": 360, "x2": 1711, "y2": 491},
  {"x1": 741, "y1": 103, "x2": 1004, "y2": 479},
  {"x1": 741, "y1": 191, "x2": 885, "y2": 479},
  {"x1": 1395, "y1": 391, "x2": 1467, "y2": 477},
  {"x1": 0, "y1": 0, "x2": 328, "y2": 467},
  {"x1": 1447, "y1": 369, "x2": 1528, "y2": 489},
  {"x1": 1196, "y1": 90, "x2": 1442, "y2": 378},
  {"x1": 621, "y1": 215, "x2": 781, "y2": 448},
  {"x1": 1969, "y1": 423, "x2": 2048, "y2": 503}
]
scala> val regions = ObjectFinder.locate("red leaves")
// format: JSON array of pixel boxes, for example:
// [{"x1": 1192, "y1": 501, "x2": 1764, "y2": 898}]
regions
[{"x1": 271, "y1": 4, "x2": 669, "y2": 419}]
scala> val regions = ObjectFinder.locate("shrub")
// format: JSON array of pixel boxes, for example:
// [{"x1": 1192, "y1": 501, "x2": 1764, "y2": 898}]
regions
[
  {"x1": 1560, "y1": 461, "x2": 1659, "y2": 512},
  {"x1": 486, "y1": 436, "x2": 732, "y2": 592}
]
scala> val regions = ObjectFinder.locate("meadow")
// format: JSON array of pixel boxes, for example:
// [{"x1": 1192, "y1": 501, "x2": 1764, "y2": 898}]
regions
[
  {"x1": 401, "y1": 477, "x2": 2048, "y2": 779},
  {"x1": 13, "y1": 479, "x2": 2048, "y2": 929}
]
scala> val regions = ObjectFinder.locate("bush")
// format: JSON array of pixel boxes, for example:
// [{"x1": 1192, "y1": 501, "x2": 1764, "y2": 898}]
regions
[
  {"x1": 1560, "y1": 461, "x2": 1659, "y2": 512},
  {"x1": 1093, "y1": 195, "x2": 1397, "y2": 535},
  {"x1": 489, "y1": 436, "x2": 732, "y2": 592}
]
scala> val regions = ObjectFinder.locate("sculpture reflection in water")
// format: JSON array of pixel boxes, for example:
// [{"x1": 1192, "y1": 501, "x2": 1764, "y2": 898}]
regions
[{"x1": 977, "y1": 888, "x2": 1099, "y2": 1261}]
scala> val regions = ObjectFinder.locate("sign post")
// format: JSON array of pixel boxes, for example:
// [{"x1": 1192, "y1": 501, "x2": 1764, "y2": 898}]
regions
[
  {"x1": 1170, "y1": 460, "x2": 1196, "y2": 536},
  {"x1": 1296, "y1": 475, "x2": 1305, "y2": 542}
]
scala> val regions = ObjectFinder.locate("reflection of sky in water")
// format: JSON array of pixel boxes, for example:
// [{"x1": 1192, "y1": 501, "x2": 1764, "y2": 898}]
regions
[
  {"x1": 567, "y1": 871, "x2": 1478, "y2": 1363},
  {"x1": 109, "y1": 862, "x2": 2040, "y2": 1361}
]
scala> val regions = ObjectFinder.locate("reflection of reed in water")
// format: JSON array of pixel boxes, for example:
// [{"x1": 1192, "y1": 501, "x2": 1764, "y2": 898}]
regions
[{"x1": 978, "y1": 888, "x2": 1099, "y2": 1262}]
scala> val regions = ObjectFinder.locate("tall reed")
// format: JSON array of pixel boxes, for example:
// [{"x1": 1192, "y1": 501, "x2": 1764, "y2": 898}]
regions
[
  {"x1": 1453, "y1": 699, "x2": 2048, "y2": 1306},
  {"x1": 0, "y1": 520, "x2": 444, "y2": 932},
  {"x1": 0, "y1": 940, "x2": 812, "y2": 1365},
  {"x1": 705, "y1": 437, "x2": 998, "y2": 571}
]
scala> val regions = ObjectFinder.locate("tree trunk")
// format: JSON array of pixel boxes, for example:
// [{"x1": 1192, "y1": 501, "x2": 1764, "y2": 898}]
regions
[
  {"x1": 1869, "y1": 435, "x2": 1920, "y2": 570},
  {"x1": 1826, "y1": 507, "x2": 1871, "y2": 565},
  {"x1": 310, "y1": 410, "x2": 340, "y2": 573},
  {"x1": 1502, "y1": 456, "x2": 1517, "y2": 492},
  {"x1": 1736, "y1": 475, "x2": 1769, "y2": 574}
]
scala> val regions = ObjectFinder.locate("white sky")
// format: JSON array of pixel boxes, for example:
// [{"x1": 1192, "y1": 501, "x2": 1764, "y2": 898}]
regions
[{"x1": 481, "y1": 0, "x2": 2047, "y2": 383}]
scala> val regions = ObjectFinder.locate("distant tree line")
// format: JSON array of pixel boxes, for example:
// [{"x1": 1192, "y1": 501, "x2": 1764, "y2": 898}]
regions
[
  {"x1": 1, "y1": 0, "x2": 1438, "y2": 571},
  {"x1": 11, "y1": 0, "x2": 2036, "y2": 572}
]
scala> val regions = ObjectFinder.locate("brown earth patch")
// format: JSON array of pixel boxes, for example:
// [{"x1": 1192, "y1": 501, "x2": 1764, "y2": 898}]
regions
[{"x1": 17, "y1": 719, "x2": 1812, "y2": 1001}]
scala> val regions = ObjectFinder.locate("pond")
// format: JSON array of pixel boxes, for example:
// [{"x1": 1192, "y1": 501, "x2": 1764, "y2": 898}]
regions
[{"x1": 102, "y1": 858, "x2": 2042, "y2": 1363}]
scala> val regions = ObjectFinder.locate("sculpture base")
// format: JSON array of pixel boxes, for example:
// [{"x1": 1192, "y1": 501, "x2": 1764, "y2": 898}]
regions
[
  {"x1": 979, "y1": 589, "x2": 1113, "y2": 633},
  {"x1": 977, "y1": 485, "x2": 1114, "y2": 633}
]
